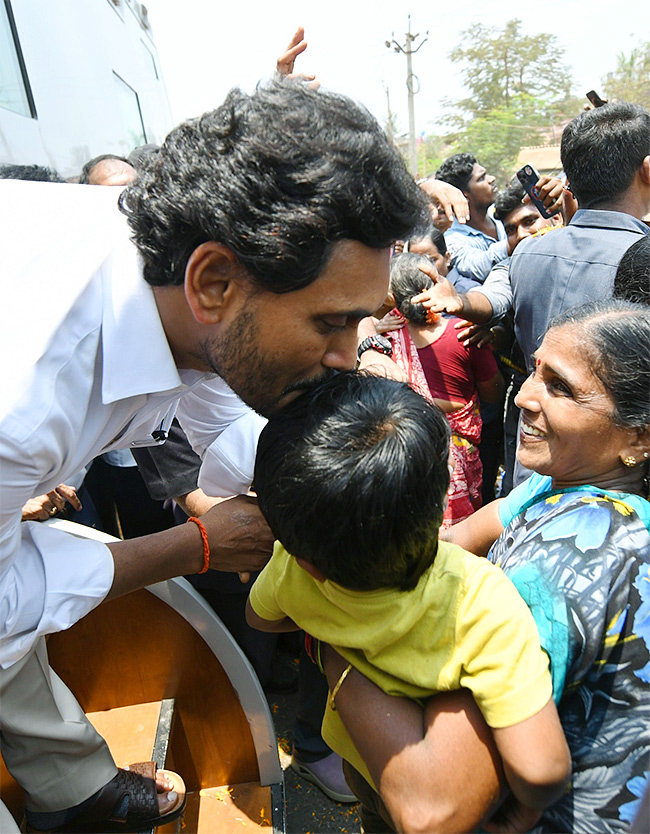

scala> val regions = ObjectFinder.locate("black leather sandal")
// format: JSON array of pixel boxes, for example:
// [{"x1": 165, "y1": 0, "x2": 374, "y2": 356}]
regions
[{"x1": 27, "y1": 762, "x2": 186, "y2": 833}]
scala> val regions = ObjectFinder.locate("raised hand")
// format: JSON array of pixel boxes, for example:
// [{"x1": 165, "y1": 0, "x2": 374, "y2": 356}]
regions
[
  {"x1": 411, "y1": 262, "x2": 465, "y2": 315},
  {"x1": 276, "y1": 27, "x2": 316, "y2": 84},
  {"x1": 419, "y1": 179, "x2": 470, "y2": 225}
]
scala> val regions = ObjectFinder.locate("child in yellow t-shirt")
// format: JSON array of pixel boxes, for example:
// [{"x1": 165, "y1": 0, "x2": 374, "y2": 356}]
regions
[{"x1": 246, "y1": 371, "x2": 570, "y2": 814}]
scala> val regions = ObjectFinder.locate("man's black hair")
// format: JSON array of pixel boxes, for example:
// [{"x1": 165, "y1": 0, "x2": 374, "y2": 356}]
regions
[
  {"x1": 0, "y1": 164, "x2": 64, "y2": 183},
  {"x1": 435, "y1": 153, "x2": 477, "y2": 193},
  {"x1": 127, "y1": 144, "x2": 160, "y2": 172},
  {"x1": 79, "y1": 154, "x2": 132, "y2": 184},
  {"x1": 560, "y1": 102, "x2": 650, "y2": 208},
  {"x1": 254, "y1": 372, "x2": 450, "y2": 591},
  {"x1": 493, "y1": 180, "x2": 526, "y2": 222},
  {"x1": 390, "y1": 253, "x2": 434, "y2": 326},
  {"x1": 120, "y1": 79, "x2": 428, "y2": 292}
]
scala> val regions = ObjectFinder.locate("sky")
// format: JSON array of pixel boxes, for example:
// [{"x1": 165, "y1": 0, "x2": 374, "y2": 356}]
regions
[{"x1": 144, "y1": 0, "x2": 648, "y2": 138}]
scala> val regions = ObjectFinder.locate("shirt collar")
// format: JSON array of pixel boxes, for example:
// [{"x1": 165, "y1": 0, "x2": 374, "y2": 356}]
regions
[
  {"x1": 448, "y1": 216, "x2": 506, "y2": 241},
  {"x1": 100, "y1": 234, "x2": 186, "y2": 403},
  {"x1": 569, "y1": 209, "x2": 650, "y2": 235}
]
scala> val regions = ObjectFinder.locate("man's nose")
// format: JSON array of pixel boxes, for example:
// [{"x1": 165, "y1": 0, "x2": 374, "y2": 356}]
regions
[{"x1": 322, "y1": 328, "x2": 358, "y2": 370}]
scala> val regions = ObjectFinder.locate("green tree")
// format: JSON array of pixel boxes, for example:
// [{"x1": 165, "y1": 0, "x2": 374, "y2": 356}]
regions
[
  {"x1": 603, "y1": 42, "x2": 650, "y2": 109},
  {"x1": 446, "y1": 19, "x2": 579, "y2": 181},
  {"x1": 450, "y1": 19, "x2": 572, "y2": 119}
]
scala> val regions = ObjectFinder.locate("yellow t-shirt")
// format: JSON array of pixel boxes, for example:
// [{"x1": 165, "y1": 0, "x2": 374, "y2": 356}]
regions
[{"x1": 249, "y1": 540, "x2": 552, "y2": 787}]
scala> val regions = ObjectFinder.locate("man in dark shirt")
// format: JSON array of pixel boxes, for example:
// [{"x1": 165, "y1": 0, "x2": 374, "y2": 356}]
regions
[{"x1": 509, "y1": 101, "x2": 650, "y2": 367}]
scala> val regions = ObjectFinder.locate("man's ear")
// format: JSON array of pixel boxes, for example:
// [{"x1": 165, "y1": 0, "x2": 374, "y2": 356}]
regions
[
  {"x1": 639, "y1": 155, "x2": 650, "y2": 186},
  {"x1": 184, "y1": 242, "x2": 247, "y2": 324}
]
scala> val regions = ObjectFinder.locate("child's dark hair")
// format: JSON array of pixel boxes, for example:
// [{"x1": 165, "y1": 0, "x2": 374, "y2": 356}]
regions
[
  {"x1": 390, "y1": 252, "x2": 434, "y2": 326},
  {"x1": 254, "y1": 372, "x2": 450, "y2": 592}
]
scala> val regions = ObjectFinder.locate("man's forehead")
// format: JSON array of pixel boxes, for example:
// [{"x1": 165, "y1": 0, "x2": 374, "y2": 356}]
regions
[{"x1": 268, "y1": 240, "x2": 389, "y2": 312}]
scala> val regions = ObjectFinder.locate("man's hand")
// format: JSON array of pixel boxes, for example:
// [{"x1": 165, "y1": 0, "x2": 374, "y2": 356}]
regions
[
  {"x1": 21, "y1": 483, "x2": 82, "y2": 521},
  {"x1": 419, "y1": 179, "x2": 470, "y2": 225},
  {"x1": 533, "y1": 175, "x2": 577, "y2": 225},
  {"x1": 276, "y1": 27, "x2": 316, "y2": 85},
  {"x1": 201, "y1": 494, "x2": 274, "y2": 577},
  {"x1": 454, "y1": 320, "x2": 496, "y2": 348},
  {"x1": 411, "y1": 262, "x2": 465, "y2": 316}
]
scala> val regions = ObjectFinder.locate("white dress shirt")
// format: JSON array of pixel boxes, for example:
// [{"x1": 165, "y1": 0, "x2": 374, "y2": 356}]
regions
[{"x1": 0, "y1": 180, "x2": 264, "y2": 668}]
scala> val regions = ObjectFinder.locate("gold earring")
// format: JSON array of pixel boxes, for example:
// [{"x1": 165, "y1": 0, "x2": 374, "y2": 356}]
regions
[{"x1": 622, "y1": 455, "x2": 637, "y2": 468}]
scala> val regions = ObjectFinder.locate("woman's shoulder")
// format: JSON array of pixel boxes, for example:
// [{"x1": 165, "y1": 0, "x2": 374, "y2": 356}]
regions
[
  {"x1": 499, "y1": 474, "x2": 650, "y2": 536},
  {"x1": 492, "y1": 482, "x2": 650, "y2": 590},
  {"x1": 498, "y1": 472, "x2": 551, "y2": 526}
]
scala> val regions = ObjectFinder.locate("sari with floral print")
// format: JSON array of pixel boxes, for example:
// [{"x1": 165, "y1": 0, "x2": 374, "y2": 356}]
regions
[
  {"x1": 490, "y1": 480, "x2": 650, "y2": 833},
  {"x1": 388, "y1": 323, "x2": 483, "y2": 527}
]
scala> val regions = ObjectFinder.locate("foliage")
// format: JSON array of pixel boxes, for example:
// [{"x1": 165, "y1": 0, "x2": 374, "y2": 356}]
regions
[
  {"x1": 446, "y1": 19, "x2": 579, "y2": 182},
  {"x1": 603, "y1": 42, "x2": 650, "y2": 110},
  {"x1": 450, "y1": 19, "x2": 573, "y2": 120},
  {"x1": 452, "y1": 107, "x2": 532, "y2": 182}
]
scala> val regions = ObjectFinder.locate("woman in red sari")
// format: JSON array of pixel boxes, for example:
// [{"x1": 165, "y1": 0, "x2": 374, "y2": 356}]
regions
[{"x1": 370, "y1": 253, "x2": 504, "y2": 526}]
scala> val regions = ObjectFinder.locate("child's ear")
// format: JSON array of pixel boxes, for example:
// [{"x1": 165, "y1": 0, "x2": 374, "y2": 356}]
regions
[{"x1": 296, "y1": 557, "x2": 326, "y2": 583}]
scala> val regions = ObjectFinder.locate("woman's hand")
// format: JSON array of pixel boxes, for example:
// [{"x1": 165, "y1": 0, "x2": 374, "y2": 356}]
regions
[
  {"x1": 375, "y1": 310, "x2": 406, "y2": 334},
  {"x1": 276, "y1": 27, "x2": 308, "y2": 75},
  {"x1": 357, "y1": 316, "x2": 381, "y2": 342}
]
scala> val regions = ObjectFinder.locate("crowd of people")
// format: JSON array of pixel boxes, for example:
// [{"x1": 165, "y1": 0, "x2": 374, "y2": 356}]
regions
[{"x1": 0, "y1": 27, "x2": 649, "y2": 834}]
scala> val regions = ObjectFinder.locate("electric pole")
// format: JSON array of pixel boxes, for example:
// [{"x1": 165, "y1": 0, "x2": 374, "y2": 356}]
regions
[
  {"x1": 384, "y1": 84, "x2": 393, "y2": 143},
  {"x1": 386, "y1": 16, "x2": 428, "y2": 176}
]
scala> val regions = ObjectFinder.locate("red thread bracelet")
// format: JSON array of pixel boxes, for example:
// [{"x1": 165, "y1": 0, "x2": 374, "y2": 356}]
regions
[{"x1": 187, "y1": 516, "x2": 210, "y2": 574}]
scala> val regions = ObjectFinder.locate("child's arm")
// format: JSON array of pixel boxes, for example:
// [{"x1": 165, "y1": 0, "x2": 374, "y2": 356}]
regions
[
  {"x1": 245, "y1": 596, "x2": 300, "y2": 632},
  {"x1": 492, "y1": 697, "x2": 570, "y2": 809}
]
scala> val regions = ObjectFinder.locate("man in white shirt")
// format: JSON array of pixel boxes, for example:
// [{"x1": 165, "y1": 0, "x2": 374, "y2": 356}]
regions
[{"x1": 0, "y1": 78, "x2": 427, "y2": 831}]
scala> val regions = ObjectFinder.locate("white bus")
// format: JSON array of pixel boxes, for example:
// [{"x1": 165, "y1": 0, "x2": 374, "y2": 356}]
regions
[{"x1": 0, "y1": 0, "x2": 174, "y2": 178}]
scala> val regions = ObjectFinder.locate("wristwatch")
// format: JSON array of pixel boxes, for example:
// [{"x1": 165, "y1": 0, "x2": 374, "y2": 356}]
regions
[{"x1": 357, "y1": 335, "x2": 393, "y2": 361}]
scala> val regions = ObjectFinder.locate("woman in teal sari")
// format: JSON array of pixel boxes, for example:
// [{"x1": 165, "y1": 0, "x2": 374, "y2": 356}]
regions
[{"x1": 325, "y1": 299, "x2": 650, "y2": 833}]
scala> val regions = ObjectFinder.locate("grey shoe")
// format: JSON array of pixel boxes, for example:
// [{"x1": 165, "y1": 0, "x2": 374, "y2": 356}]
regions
[{"x1": 291, "y1": 752, "x2": 357, "y2": 804}]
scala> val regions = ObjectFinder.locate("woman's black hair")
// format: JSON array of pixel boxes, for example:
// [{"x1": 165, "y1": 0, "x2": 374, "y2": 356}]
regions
[
  {"x1": 614, "y1": 237, "x2": 650, "y2": 306},
  {"x1": 390, "y1": 253, "x2": 433, "y2": 326},
  {"x1": 408, "y1": 225, "x2": 447, "y2": 256}
]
